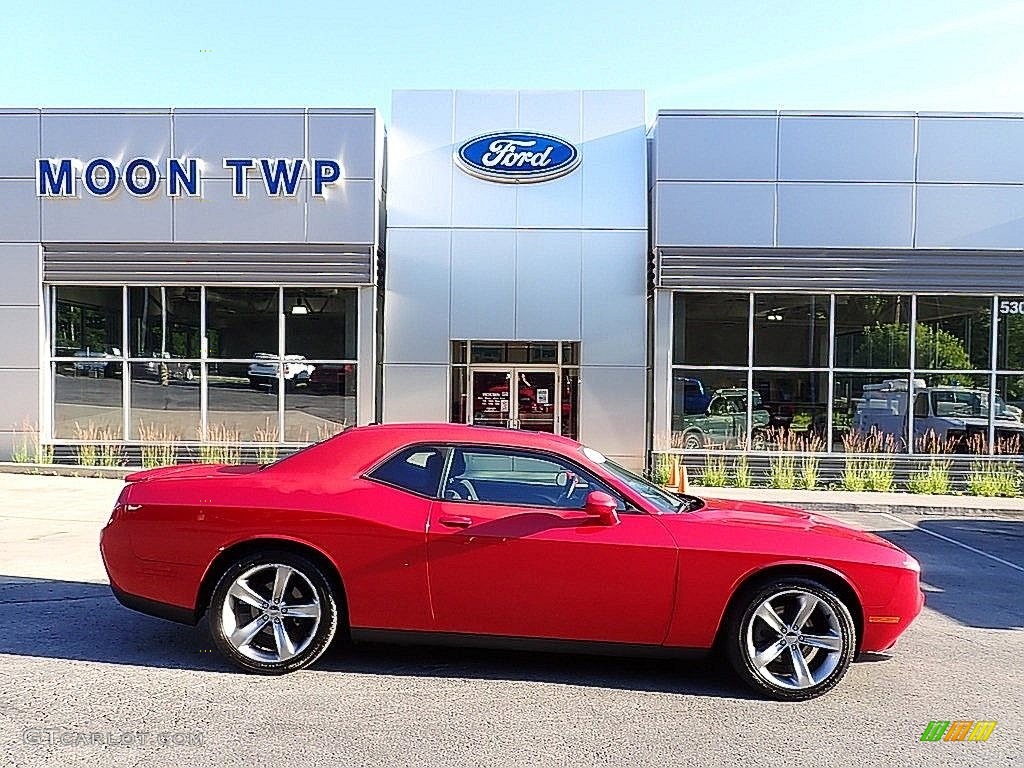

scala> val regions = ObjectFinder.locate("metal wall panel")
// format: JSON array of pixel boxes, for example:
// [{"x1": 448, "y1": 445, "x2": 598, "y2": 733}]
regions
[
  {"x1": 383, "y1": 229, "x2": 452, "y2": 364},
  {"x1": 514, "y1": 230, "x2": 582, "y2": 340},
  {"x1": 777, "y1": 183, "x2": 913, "y2": 247},
  {"x1": 657, "y1": 248, "x2": 1024, "y2": 293},
  {"x1": 578, "y1": 366, "x2": 647, "y2": 467},
  {"x1": 581, "y1": 90, "x2": 647, "y2": 229},
  {"x1": 305, "y1": 179, "x2": 377, "y2": 244},
  {"x1": 655, "y1": 115, "x2": 777, "y2": 181},
  {"x1": 656, "y1": 182, "x2": 775, "y2": 247},
  {"x1": 43, "y1": 187, "x2": 172, "y2": 243},
  {"x1": 41, "y1": 111, "x2": 171, "y2": 173},
  {"x1": 0, "y1": 307, "x2": 40, "y2": 367},
  {"x1": 918, "y1": 116, "x2": 1024, "y2": 183},
  {"x1": 382, "y1": 364, "x2": 450, "y2": 422},
  {"x1": 581, "y1": 231, "x2": 647, "y2": 367},
  {"x1": 0, "y1": 370, "x2": 40, "y2": 431},
  {"x1": 778, "y1": 117, "x2": 915, "y2": 182},
  {"x1": 450, "y1": 229, "x2": 516, "y2": 339},
  {"x1": 173, "y1": 178, "x2": 304, "y2": 243},
  {"x1": 0, "y1": 180, "x2": 40, "y2": 242},
  {"x1": 387, "y1": 91, "x2": 454, "y2": 228},
  {"x1": 172, "y1": 111, "x2": 305, "y2": 179},
  {"x1": 0, "y1": 111, "x2": 39, "y2": 178},
  {"x1": 916, "y1": 184, "x2": 1024, "y2": 249},
  {"x1": 307, "y1": 110, "x2": 378, "y2": 180},
  {"x1": 0, "y1": 244, "x2": 40, "y2": 305}
]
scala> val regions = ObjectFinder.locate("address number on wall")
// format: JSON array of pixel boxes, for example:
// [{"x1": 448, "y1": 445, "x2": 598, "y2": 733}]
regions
[{"x1": 999, "y1": 300, "x2": 1024, "y2": 315}]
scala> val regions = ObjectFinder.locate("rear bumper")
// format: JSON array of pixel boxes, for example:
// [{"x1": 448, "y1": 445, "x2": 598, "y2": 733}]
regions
[
  {"x1": 100, "y1": 519, "x2": 202, "y2": 626},
  {"x1": 109, "y1": 582, "x2": 197, "y2": 625}
]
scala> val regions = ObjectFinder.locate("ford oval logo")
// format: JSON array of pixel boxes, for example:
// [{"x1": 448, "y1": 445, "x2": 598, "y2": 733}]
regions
[{"x1": 455, "y1": 131, "x2": 581, "y2": 184}]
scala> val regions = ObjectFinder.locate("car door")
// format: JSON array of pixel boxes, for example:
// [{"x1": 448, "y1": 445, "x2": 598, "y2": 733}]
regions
[{"x1": 427, "y1": 446, "x2": 678, "y2": 645}]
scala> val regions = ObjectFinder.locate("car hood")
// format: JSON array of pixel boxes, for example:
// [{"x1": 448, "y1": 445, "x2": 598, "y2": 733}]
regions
[
  {"x1": 125, "y1": 463, "x2": 263, "y2": 483},
  {"x1": 686, "y1": 497, "x2": 900, "y2": 550}
]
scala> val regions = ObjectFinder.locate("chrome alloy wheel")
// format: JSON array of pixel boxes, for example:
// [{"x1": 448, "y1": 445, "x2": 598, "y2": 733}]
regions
[
  {"x1": 744, "y1": 588, "x2": 844, "y2": 690},
  {"x1": 220, "y1": 563, "x2": 322, "y2": 663}
]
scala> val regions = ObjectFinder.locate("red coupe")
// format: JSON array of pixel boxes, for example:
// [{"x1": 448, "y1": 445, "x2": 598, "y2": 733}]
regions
[{"x1": 100, "y1": 423, "x2": 923, "y2": 700}]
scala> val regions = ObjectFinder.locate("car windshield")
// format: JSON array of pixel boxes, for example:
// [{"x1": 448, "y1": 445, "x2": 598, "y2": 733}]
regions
[
  {"x1": 582, "y1": 447, "x2": 701, "y2": 514},
  {"x1": 930, "y1": 390, "x2": 1008, "y2": 418}
]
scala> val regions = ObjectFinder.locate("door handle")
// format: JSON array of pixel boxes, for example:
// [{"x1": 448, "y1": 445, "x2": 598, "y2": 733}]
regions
[{"x1": 438, "y1": 515, "x2": 473, "y2": 528}]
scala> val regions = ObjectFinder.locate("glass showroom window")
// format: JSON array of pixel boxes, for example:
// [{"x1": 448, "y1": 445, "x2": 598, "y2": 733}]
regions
[
  {"x1": 51, "y1": 287, "x2": 124, "y2": 440},
  {"x1": 128, "y1": 287, "x2": 201, "y2": 442},
  {"x1": 49, "y1": 286, "x2": 359, "y2": 445},
  {"x1": 669, "y1": 292, "x2": 1024, "y2": 456}
]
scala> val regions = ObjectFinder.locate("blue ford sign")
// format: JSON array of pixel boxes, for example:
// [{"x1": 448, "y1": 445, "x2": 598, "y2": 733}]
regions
[{"x1": 456, "y1": 132, "x2": 581, "y2": 183}]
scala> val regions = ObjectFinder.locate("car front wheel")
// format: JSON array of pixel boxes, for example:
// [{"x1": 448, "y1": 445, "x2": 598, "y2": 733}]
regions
[
  {"x1": 209, "y1": 551, "x2": 339, "y2": 674},
  {"x1": 726, "y1": 577, "x2": 855, "y2": 700}
]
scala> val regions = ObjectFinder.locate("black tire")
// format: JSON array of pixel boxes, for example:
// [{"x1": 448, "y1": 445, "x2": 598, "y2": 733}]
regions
[
  {"x1": 209, "y1": 550, "x2": 339, "y2": 674},
  {"x1": 682, "y1": 430, "x2": 704, "y2": 450},
  {"x1": 725, "y1": 577, "x2": 855, "y2": 701}
]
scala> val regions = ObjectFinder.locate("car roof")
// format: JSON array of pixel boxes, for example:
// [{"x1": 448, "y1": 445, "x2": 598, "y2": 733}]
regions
[{"x1": 343, "y1": 422, "x2": 583, "y2": 451}]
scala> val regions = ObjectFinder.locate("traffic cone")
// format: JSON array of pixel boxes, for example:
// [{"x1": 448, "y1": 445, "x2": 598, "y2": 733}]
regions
[
  {"x1": 667, "y1": 456, "x2": 678, "y2": 487},
  {"x1": 677, "y1": 463, "x2": 689, "y2": 494}
]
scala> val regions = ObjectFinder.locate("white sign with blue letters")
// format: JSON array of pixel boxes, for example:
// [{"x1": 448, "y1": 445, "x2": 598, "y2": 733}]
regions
[{"x1": 36, "y1": 157, "x2": 343, "y2": 198}]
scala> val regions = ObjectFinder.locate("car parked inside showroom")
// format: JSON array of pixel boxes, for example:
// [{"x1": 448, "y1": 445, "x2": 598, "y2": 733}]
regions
[
  {"x1": 854, "y1": 378, "x2": 1024, "y2": 450},
  {"x1": 673, "y1": 388, "x2": 771, "y2": 449},
  {"x1": 247, "y1": 353, "x2": 315, "y2": 392},
  {"x1": 101, "y1": 423, "x2": 923, "y2": 700}
]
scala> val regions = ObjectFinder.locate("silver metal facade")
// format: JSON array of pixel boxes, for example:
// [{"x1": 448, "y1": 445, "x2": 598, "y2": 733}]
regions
[
  {"x1": 650, "y1": 110, "x2": 1024, "y2": 452},
  {"x1": 0, "y1": 108, "x2": 384, "y2": 456},
  {"x1": 384, "y1": 90, "x2": 649, "y2": 467}
]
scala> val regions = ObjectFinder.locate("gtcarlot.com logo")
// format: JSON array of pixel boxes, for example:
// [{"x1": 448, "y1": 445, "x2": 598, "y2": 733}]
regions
[{"x1": 920, "y1": 720, "x2": 997, "y2": 742}]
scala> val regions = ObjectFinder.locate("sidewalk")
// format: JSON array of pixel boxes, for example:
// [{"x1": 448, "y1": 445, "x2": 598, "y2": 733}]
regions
[{"x1": 688, "y1": 485, "x2": 1024, "y2": 518}]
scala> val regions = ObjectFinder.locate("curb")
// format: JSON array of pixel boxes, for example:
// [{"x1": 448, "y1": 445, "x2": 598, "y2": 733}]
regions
[{"x1": 0, "y1": 463, "x2": 137, "y2": 479}]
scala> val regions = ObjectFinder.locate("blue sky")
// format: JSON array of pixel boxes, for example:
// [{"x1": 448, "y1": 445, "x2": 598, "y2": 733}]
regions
[{"x1": 2, "y1": 1, "x2": 1023, "y2": 120}]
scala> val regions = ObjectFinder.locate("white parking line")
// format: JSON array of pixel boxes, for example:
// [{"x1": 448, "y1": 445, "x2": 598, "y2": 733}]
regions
[{"x1": 880, "y1": 512, "x2": 1024, "y2": 574}]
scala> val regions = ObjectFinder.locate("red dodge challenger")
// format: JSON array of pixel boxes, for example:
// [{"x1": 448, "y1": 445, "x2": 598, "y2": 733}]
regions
[{"x1": 100, "y1": 423, "x2": 923, "y2": 700}]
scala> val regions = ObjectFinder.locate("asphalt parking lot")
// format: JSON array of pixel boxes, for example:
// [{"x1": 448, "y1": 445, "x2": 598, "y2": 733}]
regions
[{"x1": 0, "y1": 473, "x2": 1021, "y2": 767}]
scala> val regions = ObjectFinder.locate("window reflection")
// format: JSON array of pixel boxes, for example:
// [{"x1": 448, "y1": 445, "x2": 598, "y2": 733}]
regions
[
  {"x1": 207, "y1": 363, "x2": 279, "y2": 441},
  {"x1": 284, "y1": 288, "x2": 358, "y2": 359},
  {"x1": 671, "y1": 371, "x2": 761, "y2": 449},
  {"x1": 753, "y1": 294, "x2": 829, "y2": 368},
  {"x1": 205, "y1": 288, "x2": 278, "y2": 359},
  {"x1": 915, "y1": 296, "x2": 990, "y2": 370},
  {"x1": 52, "y1": 362, "x2": 123, "y2": 439},
  {"x1": 751, "y1": 371, "x2": 828, "y2": 449},
  {"x1": 996, "y1": 307, "x2": 1024, "y2": 371},
  {"x1": 54, "y1": 287, "x2": 122, "y2": 358},
  {"x1": 284, "y1": 364, "x2": 357, "y2": 441},
  {"x1": 834, "y1": 295, "x2": 910, "y2": 369},
  {"x1": 128, "y1": 287, "x2": 201, "y2": 358},
  {"x1": 673, "y1": 292, "x2": 748, "y2": 366},
  {"x1": 129, "y1": 363, "x2": 199, "y2": 441}
]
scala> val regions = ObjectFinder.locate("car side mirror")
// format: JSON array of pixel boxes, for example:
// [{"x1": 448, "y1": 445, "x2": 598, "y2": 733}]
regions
[{"x1": 583, "y1": 491, "x2": 619, "y2": 526}]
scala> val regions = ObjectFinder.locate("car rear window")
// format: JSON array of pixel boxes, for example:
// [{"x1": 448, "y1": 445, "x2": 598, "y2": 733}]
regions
[{"x1": 368, "y1": 446, "x2": 445, "y2": 497}]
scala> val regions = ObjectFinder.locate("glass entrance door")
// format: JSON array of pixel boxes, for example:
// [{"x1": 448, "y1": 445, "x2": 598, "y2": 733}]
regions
[
  {"x1": 513, "y1": 369, "x2": 557, "y2": 433},
  {"x1": 470, "y1": 368, "x2": 558, "y2": 433}
]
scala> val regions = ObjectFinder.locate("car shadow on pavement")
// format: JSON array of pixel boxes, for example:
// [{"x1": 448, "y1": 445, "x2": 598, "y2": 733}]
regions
[
  {"x1": 0, "y1": 575, "x2": 755, "y2": 698},
  {"x1": 870, "y1": 518, "x2": 1024, "y2": 630}
]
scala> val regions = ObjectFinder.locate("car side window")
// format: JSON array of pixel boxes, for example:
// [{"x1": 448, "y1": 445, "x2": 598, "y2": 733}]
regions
[
  {"x1": 368, "y1": 445, "x2": 446, "y2": 497},
  {"x1": 443, "y1": 447, "x2": 624, "y2": 511}
]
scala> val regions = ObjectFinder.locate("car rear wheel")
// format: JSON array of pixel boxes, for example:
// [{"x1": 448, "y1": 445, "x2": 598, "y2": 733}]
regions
[
  {"x1": 726, "y1": 577, "x2": 855, "y2": 700},
  {"x1": 209, "y1": 551, "x2": 339, "y2": 674}
]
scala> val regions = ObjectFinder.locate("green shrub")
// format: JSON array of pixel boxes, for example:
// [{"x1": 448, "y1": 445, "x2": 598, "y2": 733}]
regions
[
  {"x1": 907, "y1": 459, "x2": 953, "y2": 495},
  {"x1": 732, "y1": 454, "x2": 752, "y2": 488},
  {"x1": 966, "y1": 461, "x2": 1022, "y2": 497},
  {"x1": 700, "y1": 454, "x2": 728, "y2": 487}
]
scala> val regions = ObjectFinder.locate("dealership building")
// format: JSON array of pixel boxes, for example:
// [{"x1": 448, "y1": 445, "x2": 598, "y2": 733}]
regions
[{"x1": 1, "y1": 92, "x2": 1023, "y2": 470}]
